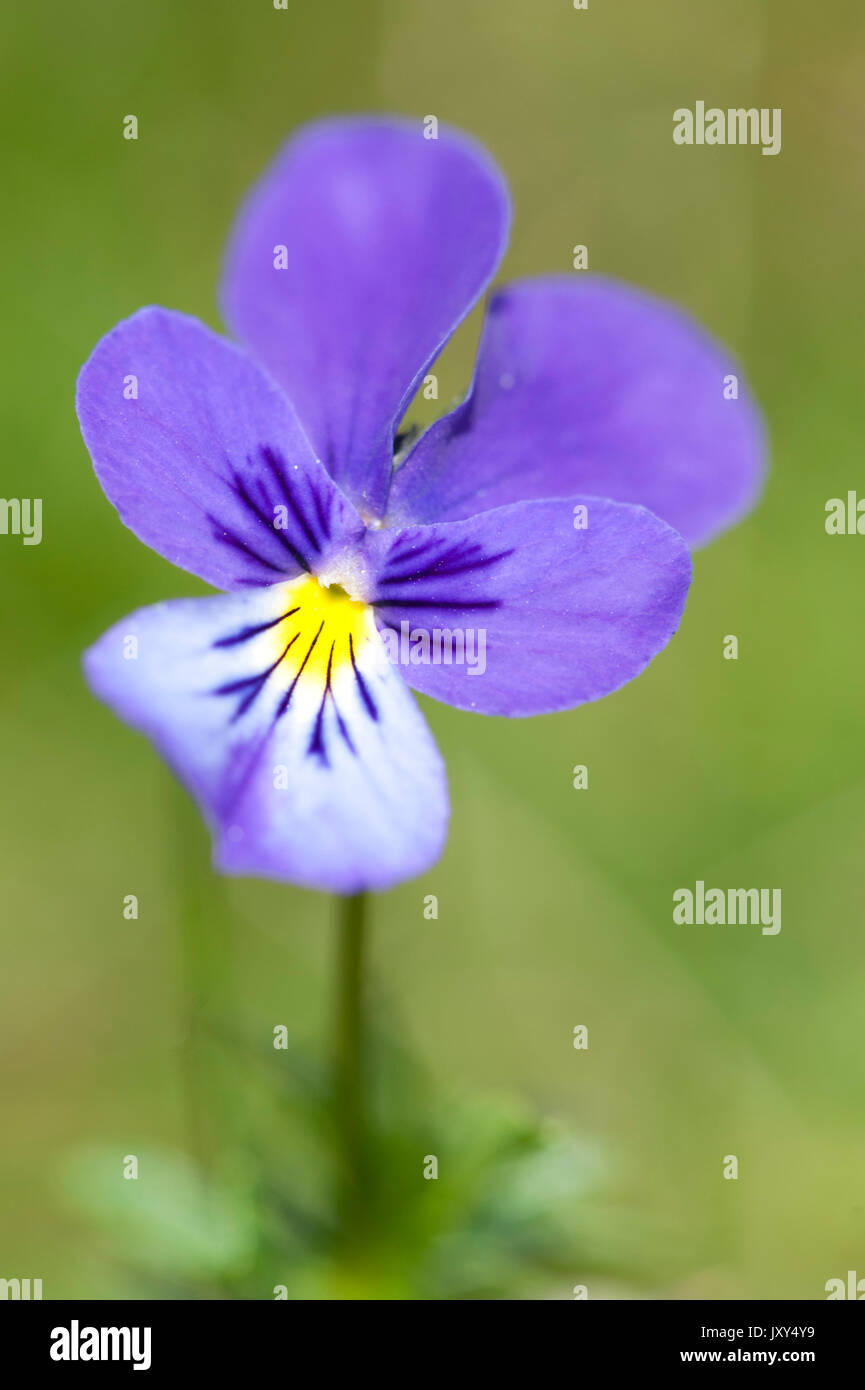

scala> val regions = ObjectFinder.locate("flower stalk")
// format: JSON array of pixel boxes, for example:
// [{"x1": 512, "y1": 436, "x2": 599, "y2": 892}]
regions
[{"x1": 334, "y1": 891, "x2": 368, "y2": 1240}]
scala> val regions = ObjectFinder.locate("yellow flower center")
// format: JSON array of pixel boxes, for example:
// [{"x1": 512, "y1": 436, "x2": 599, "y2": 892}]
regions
[{"x1": 268, "y1": 573, "x2": 374, "y2": 694}]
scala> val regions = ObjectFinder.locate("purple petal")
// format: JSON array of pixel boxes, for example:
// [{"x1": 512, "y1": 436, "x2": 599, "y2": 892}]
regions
[
  {"x1": 387, "y1": 276, "x2": 766, "y2": 548},
  {"x1": 364, "y1": 497, "x2": 691, "y2": 716},
  {"x1": 221, "y1": 117, "x2": 511, "y2": 519},
  {"x1": 84, "y1": 580, "x2": 449, "y2": 892},
  {"x1": 76, "y1": 307, "x2": 365, "y2": 590}
]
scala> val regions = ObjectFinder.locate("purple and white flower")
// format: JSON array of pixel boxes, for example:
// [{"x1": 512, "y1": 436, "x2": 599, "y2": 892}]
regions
[{"x1": 77, "y1": 118, "x2": 764, "y2": 893}]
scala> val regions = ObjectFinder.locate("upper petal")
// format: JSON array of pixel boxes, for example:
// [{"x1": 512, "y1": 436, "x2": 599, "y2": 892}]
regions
[
  {"x1": 76, "y1": 307, "x2": 365, "y2": 590},
  {"x1": 221, "y1": 117, "x2": 511, "y2": 520},
  {"x1": 364, "y1": 496, "x2": 691, "y2": 716},
  {"x1": 84, "y1": 579, "x2": 449, "y2": 892},
  {"x1": 387, "y1": 276, "x2": 766, "y2": 548}
]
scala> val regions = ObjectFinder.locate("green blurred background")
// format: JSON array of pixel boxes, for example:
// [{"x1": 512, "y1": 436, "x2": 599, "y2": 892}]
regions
[{"x1": 2, "y1": 0, "x2": 864, "y2": 1299}]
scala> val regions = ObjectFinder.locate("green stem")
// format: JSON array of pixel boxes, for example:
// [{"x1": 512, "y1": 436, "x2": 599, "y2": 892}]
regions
[{"x1": 334, "y1": 891, "x2": 368, "y2": 1237}]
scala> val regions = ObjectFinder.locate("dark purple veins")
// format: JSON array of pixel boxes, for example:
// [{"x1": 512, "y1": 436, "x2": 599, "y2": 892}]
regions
[
  {"x1": 373, "y1": 536, "x2": 513, "y2": 611},
  {"x1": 207, "y1": 444, "x2": 334, "y2": 586}
]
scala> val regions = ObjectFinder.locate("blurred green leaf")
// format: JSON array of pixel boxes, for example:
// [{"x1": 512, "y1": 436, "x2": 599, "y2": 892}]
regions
[{"x1": 61, "y1": 1147, "x2": 257, "y2": 1282}]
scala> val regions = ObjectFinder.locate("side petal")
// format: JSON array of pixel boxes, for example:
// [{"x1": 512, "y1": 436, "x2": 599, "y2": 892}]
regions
[
  {"x1": 76, "y1": 307, "x2": 365, "y2": 590},
  {"x1": 84, "y1": 580, "x2": 449, "y2": 892},
  {"x1": 221, "y1": 117, "x2": 511, "y2": 519},
  {"x1": 364, "y1": 497, "x2": 691, "y2": 716},
  {"x1": 387, "y1": 276, "x2": 766, "y2": 548}
]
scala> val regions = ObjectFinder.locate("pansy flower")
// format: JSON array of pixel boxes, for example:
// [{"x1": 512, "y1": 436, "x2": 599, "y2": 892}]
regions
[{"x1": 77, "y1": 118, "x2": 763, "y2": 893}]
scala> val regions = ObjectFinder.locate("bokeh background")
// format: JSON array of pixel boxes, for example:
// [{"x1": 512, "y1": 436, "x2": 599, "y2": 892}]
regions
[{"x1": 2, "y1": 0, "x2": 864, "y2": 1299}]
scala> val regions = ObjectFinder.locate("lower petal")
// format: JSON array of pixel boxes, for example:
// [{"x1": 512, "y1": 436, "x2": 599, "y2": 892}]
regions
[{"x1": 84, "y1": 581, "x2": 449, "y2": 892}]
